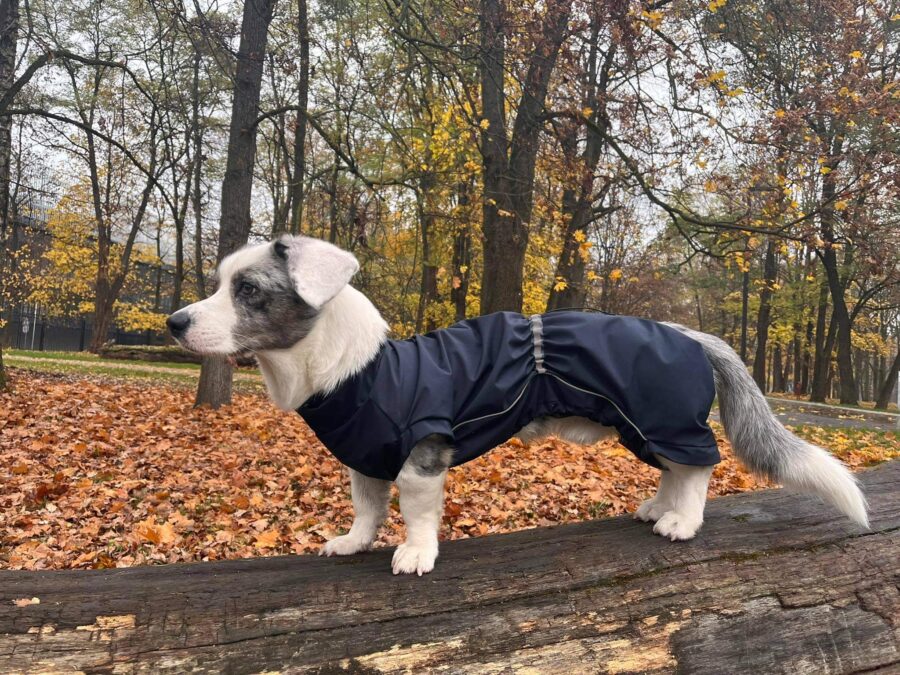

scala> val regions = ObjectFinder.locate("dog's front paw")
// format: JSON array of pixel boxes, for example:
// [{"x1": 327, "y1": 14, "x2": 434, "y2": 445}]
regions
[
  {"x1": 652, "y1": 511, "x2": 702, "y2": 541},
  {"x1": 320, "y1": 533, "x2": 373, "y2": 557},
  {"x1": 634, "y1": 496, "x2": 670, "y2": 523},
  {"x1": 391, "y1": 542, "x2": 438, "y2": 576}
]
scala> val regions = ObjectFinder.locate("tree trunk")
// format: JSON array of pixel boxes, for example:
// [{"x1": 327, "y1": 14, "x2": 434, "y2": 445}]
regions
[
  {"x1": 739, "y1": 268, "x2": 750, "y2": 362},
  {"x1": 478, "y1": 0, "x2": 516, "y2": 313},
  {"x1": 772, "y1": 343, "x2": 785, "y2": 392},
  {"x1": 89, "y1": 221, "x2": 113, "y2": 353},
  {"x1": 546, "y1": 32, "x2": 612, "y2": 312},
  {"x1": 810, "y1": 281, "x2": 832, "y2": 402},
  {"x1": 479, "y1": 0, "x2": 573, "y2": 313},
  {"x1": 752, "y1": 239, "x2": 777, "y2": 391},
  {"x1": 818, "y1": 164, "x2": 857, "y2": 405},
  {"x1": 0, "y1": 0, "x2": 19, "y2": 389},
  {"x1": 191, "y1": 51, "x2": 207, "y2": 300},
  {"x1": 791, "y1": 330, "x2": 801, "y2": 394},
  {"x1": 546, "y1": 183, "x2": 588, "y2": 311},
  {"x1": 812, "y1": 312, "x2": 839, "y2": 403},
  {"x1": 874, "y1": 347, "x2": 900, "y2": 410},
  {"x1": 450, "y1": 182, "x2": 471, "y2": 322},
  {"x1": 288, "y1": 0, "x2": 309, "y2": 235},
  {"x1": 414, "y1": 181, "x2": 439, "y2": 333},
  {"x1": 327, "y1": 156, "x2": 340, "y2": 243},
  {"x1": 195, "y1": 0, "x2": 278, "y2": 408},
  {"x1": 819, "y1": 243, "x2": 857, "y2": 404},
  {"x1": 546, "y1": 120, "x2": 608, "y2": 312},
  {"x1": 90, "y1": 290, "x2": 114, "y2": 352},
  {"x1": 81, "y1": 81, "x2": 158, "y2": 353},
  {"x1": 800, "y1": 318, "x2": 813, "y2": 395},
  {"x1": 171, "y1": 224, "x2": 184, "y2": 312}
]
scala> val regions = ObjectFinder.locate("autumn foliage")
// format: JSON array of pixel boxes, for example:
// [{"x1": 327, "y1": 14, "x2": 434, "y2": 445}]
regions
[{"x1": 2, "y1": 368, "x2": 895, "y2": 571}]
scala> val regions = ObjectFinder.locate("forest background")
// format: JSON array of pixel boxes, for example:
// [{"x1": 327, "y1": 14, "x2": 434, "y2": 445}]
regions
[{"x1": 0, "y1": 0, "x2": 898, "y2": 408}]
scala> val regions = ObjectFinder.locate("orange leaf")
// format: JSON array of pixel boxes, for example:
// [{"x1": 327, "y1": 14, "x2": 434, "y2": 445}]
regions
[{"x1": 254, "y1": 529, "x2": 281, "y2": 549}]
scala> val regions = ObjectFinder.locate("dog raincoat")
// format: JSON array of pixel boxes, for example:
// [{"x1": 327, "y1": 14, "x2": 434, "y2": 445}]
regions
[{"x1": 298, "y1": 311, "x2": 720, "y2": 480}]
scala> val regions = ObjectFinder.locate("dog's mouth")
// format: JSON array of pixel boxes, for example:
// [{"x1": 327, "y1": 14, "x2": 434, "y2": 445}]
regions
[
  {"x1": 225, "y1": 351, "x2": 253, "y2": 367},
  {"x1": 171, "y1": 334, "x2": 252, "y2": 364}
]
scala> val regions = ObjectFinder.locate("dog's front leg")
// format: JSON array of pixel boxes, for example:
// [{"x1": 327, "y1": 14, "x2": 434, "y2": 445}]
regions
[
  {"x1": 320, "y1": 469, "x2": 390, "y2": 556},
  {"x1": 392, "y1": 435, "x2": 453, "y2": 576}
]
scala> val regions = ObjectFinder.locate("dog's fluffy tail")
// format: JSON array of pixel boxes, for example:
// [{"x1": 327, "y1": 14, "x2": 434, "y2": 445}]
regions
[{"x1": 666, "y1": 323, "x2": 869, "y2": 528}]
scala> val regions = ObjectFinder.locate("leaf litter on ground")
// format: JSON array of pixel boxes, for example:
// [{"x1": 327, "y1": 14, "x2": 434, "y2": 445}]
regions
[{"x1": 1, "y1": 368, "x2": 896, "y2": 570}]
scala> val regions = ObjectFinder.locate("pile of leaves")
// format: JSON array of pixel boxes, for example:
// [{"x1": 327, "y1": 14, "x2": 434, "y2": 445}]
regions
[{"x1": 1, "y1": 368, "x2": 894, "y2": 570}]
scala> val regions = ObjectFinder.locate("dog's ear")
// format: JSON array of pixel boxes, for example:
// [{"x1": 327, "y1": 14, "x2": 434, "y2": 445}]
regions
[{"x1": 274, "y1": 235, "x2": 359, "y2": 309}]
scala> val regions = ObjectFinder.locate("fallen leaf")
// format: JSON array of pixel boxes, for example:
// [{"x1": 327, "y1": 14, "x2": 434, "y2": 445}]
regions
[{"x1": 254, "y1": 529, "x2": 281, "y2": 549}]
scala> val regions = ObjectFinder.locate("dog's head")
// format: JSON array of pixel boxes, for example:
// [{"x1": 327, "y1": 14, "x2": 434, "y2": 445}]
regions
[{"x1": 167, "y1": 235, "x2": 359, "y2": 355}]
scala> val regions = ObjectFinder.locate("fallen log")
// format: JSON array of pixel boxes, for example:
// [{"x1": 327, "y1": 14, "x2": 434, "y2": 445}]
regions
[{"x1": 1, "y1": 461, "x2": 898, "y2": 674}]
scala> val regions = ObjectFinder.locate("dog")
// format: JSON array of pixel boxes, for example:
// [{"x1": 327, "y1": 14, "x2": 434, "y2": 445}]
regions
[{"x1": 168, "y1": 234, "x2": 869, "y2": 575}]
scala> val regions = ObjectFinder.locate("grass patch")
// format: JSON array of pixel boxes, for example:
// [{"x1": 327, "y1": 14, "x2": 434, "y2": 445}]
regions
[
  {"x1": 5, "y1": 361, "x2": 263, "y2": 393},
  {"x1": 7, "y1": 349, "x2": 202, "y2": 370},
  {"x1": 8, "y1": 360, "x2": 199, "y2": 385}
]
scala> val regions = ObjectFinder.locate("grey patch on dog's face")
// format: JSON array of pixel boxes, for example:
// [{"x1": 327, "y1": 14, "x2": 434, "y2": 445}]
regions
[{"x1": 229, "y1": 249, "x2": 319, "y2": 352}]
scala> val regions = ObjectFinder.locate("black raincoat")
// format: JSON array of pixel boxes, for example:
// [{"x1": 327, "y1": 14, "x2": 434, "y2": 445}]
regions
[{"x1": 298, "y1": 311, "x2": 720, "y2": 480}]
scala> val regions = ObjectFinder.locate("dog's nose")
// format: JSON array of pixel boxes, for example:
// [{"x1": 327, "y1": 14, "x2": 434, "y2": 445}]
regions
[{"x1": 166, "y1": 311, "x2": 191, "y2": 338}]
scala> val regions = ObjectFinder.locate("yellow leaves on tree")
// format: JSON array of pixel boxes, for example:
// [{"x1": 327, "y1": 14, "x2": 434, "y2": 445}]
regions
[
  {"x1": 25, "y1": 179, "x2": 167, "y2": 331},
  {"x1": 641, "y1": 9, "x2": 664, "y2": 29},
  {"x1": 114, "y1": 302, "x2": 168, "y2": 333}
]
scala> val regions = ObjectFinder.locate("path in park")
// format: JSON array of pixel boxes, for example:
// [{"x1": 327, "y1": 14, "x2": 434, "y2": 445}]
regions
[{"x1": 761, "y1": 397, "x2": 897, "y2": 431}]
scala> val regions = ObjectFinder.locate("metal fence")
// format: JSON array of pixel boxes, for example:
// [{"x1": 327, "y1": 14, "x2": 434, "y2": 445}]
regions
[{"x1": 3, "y1": 309, "x2": 167, "y2": 352}]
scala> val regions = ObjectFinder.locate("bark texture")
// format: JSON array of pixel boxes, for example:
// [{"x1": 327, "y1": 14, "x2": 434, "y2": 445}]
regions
[
  {"x1": 479, "y1": 0, "x2": 573, "y2": 314},
  {"x1": 752, "y1": 239, "x2": 777, "y2": 391},
  {"x1": 195, "y1": 0, "x2": 278, "y2": 408},
  {"x1": 1, "y1": 461, "x2": 897, "y2": 673},
  {"x1": 0, "y1": 0, "x2": 19, "y2": 389},
  {"x1": 288, "y1": 0, "x2": 309, "y2": 235},
  {"x1": 875, "y1": 348, "x2": 900, "y2": 410}
]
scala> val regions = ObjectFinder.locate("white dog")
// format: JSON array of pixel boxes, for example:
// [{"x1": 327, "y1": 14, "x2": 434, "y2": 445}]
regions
[{"x1": 168, "y1": 235, "x2": 868, "y2": 575}]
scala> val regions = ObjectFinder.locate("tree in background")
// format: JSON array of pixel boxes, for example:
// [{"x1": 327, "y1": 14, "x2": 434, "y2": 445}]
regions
[
  {"x1": 0, "y1": 0, "x2": 896, "y2": 406},
  {"x1": 25, "y1": 181, "x2": 170, "y2": 333},
  {"x1": 0, "y1": 0, "x2": 19, "y2": 388},
  {"x1": 699, "y1": 0, "x2": 899, "y2": 403},
  {"x1": 478, "y1": 0, "x2": 574, "y2": 313},
  {"x1": 195, "y1": 0, "x2": 279, "y2": 408}
]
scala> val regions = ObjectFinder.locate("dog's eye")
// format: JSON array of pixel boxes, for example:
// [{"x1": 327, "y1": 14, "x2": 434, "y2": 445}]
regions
[{"x1": 237, "y1": 281, "x2": 258, "y2": 297}]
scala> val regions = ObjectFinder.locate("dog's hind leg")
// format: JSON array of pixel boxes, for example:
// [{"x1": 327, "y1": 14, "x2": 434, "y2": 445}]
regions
[
  {"x1": 647, "y1": 457, "x2": 714, "y2": 541},
  {"x1": 392, "y1": 435, "x2": 453, "y2": 576},
  {"x1": 320, "y1": 469, "x2": 390, "y2": 557}
]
